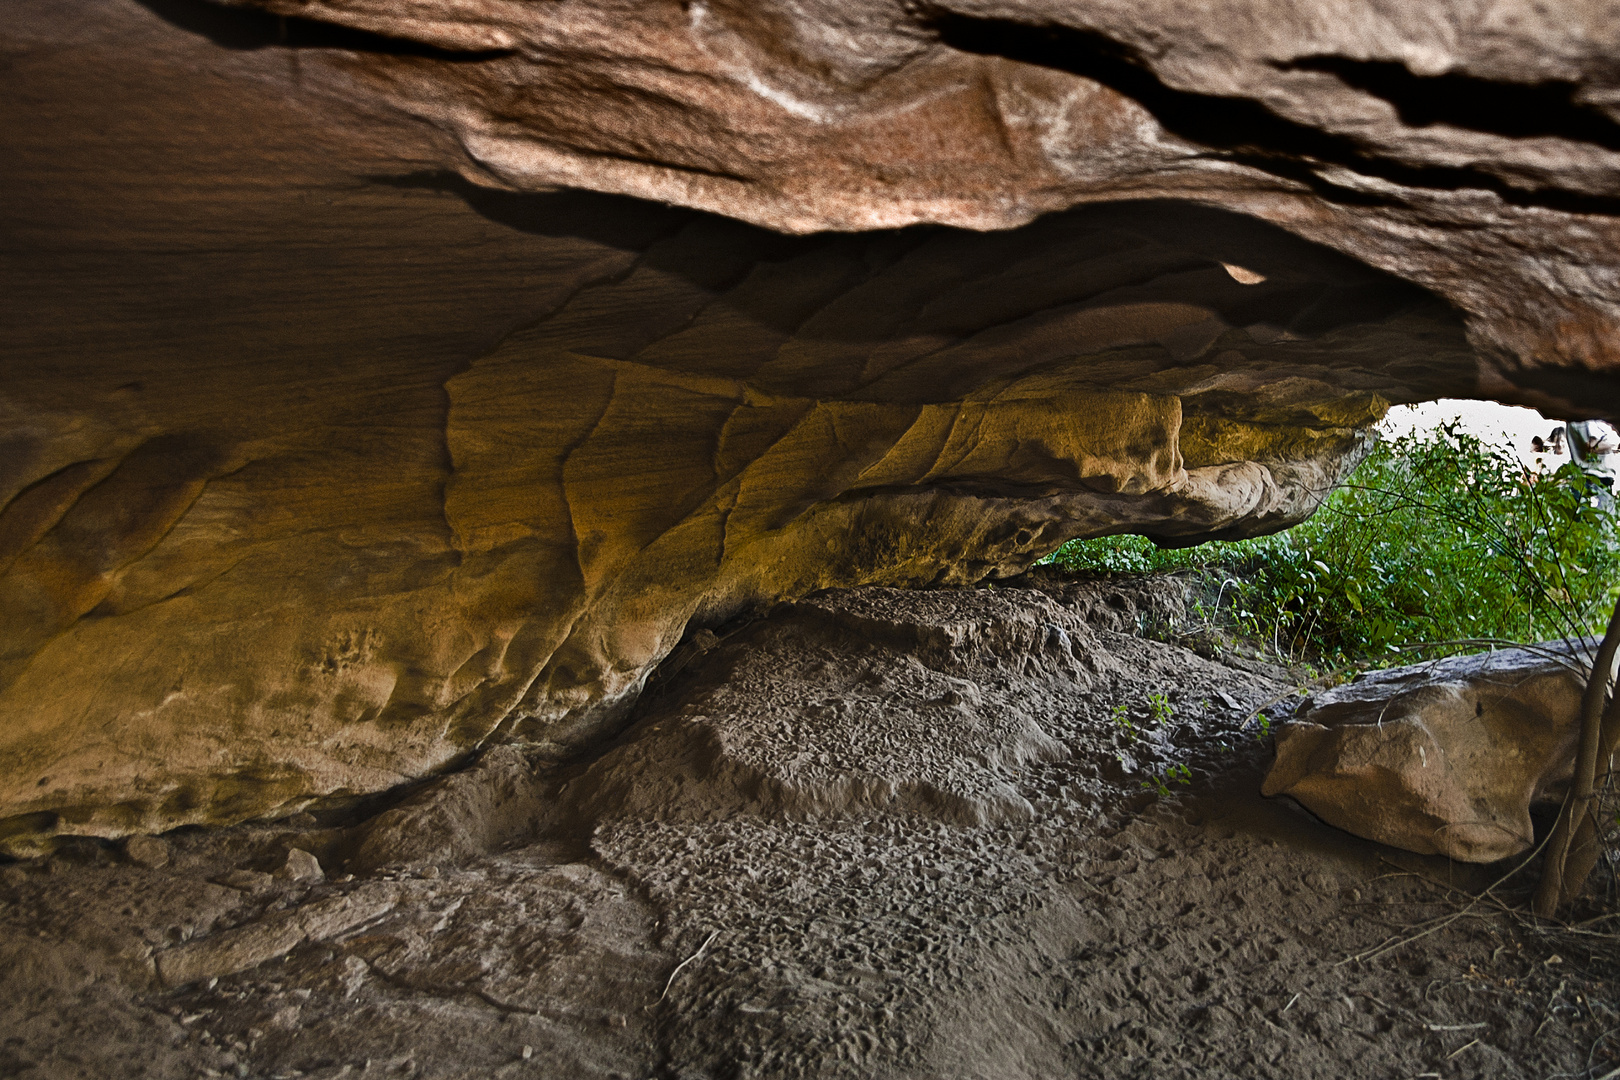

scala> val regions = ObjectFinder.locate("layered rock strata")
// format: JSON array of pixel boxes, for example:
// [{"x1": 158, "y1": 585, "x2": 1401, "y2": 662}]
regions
[
  {"x1": 200, "y1": 0, "x2": 1620, "y2": 412},
  {"x1": 2, "y1": 0, "x2": 1612, "y2": 842}
]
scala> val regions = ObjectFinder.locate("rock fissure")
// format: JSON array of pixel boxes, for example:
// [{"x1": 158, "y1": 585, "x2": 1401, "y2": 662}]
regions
[
  {"x1": 138, "y1": 0, "x2": 521, "y2": 57},
  {"x1": 935, "y1": 14, "x2": 1620, "y2": 214},
  {"x1": 1278, "y1": 56, "x2": 1620, "y2": 151}
]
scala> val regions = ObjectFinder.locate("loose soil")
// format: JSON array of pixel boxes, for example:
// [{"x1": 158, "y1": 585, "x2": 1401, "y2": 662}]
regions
[{"x1": 3, "y1": 573, "x2": 1618, "y2": 1079}]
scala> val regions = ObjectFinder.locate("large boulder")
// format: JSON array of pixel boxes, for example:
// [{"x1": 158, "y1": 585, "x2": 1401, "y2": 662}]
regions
[{"x1": 1263, "y1": 643, "x2": 1591, "y2": 862}]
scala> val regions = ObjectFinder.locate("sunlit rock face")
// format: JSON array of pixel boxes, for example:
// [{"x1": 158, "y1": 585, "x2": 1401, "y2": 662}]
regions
[{"x1": 0, "y1": 0, "x2": 1599, "y2": 845}]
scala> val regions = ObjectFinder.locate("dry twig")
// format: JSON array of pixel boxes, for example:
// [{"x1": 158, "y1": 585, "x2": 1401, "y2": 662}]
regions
[{"x1": 648, "y1": 929, "x2": 719, "y2": 1009}]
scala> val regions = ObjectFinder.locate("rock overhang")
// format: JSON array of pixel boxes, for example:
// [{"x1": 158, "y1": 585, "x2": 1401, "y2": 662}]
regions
[
  {"x1": 2, "y1": 0, "x2": 1617, "y2": 846},
  {"x1": 190, "y1": 0, "x2": 1620, "y2": 412}
]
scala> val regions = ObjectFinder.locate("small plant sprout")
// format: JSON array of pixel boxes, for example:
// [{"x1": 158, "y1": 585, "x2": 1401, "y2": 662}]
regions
[
  {"x1": 1142, "y1": 762, "x2": 1194, "y2": 797},
  {"x1": 1147, "y1": 692, "x2": 1175, "y2": 725},
  {"x1": 1253, "y1": 712, "x2": 1271, "y2": 740},
  {"x1": 1109, "y1": 702, "x2": 1136, "y2": 737}
]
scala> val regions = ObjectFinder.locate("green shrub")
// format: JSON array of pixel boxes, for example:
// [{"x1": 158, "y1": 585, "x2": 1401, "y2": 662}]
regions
[{"x1": 1042, "y1": 424, "x2": 1620, "y2": 665}]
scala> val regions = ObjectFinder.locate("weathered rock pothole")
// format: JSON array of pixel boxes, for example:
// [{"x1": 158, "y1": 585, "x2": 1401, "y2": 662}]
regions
[{"x1": 1, "y1": 576, "x2": 1615, "y2": 1079}]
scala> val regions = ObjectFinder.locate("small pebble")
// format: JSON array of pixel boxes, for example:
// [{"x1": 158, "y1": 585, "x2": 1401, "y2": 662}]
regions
[
  {"x1": 275, "y1": 848, "x2": 324, "y2": 883},
  {"x1": 124, "y1": 834, "x2": 170, "y2": 869},
  {"x1": 219, "y1": 869, "x2": 275, "y2": 892}
]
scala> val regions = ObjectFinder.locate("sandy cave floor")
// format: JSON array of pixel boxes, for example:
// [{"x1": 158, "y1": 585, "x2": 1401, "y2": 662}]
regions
[{"x1": 3, "y1": 574, "x2": 1619, "y2": 1080}]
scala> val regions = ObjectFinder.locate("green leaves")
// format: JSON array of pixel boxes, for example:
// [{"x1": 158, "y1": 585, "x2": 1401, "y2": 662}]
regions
[
  {"x1": 1045, "y1": 426, "x2": 1620, "y2": 665},
  {"x1": 1141, "y1": 762, "x2": 1193, "y2": 797}
]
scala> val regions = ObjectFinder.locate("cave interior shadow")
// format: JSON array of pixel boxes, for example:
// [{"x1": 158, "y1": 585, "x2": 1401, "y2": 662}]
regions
[{"x1": 376, "y1": 170, "x2": 1454, "y2": 347}]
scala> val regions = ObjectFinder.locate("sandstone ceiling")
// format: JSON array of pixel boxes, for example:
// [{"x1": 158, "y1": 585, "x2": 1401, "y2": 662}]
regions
[
  {"x1": 1, "y1": 0, "x2": 1615, "y2": 846},
  {"x1": 204, "y1": 0, "x2": 1620, "y2": 412}
]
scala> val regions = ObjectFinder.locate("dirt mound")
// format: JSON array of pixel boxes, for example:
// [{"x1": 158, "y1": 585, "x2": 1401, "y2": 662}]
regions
[{"x1": 576, "y1": 586, "x2": 1106, "y2": 827}]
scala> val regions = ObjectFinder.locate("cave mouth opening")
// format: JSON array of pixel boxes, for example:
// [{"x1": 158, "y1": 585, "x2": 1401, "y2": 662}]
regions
[{"x1": 0, "y1": 155, "x2": 1485, "y2": 849}]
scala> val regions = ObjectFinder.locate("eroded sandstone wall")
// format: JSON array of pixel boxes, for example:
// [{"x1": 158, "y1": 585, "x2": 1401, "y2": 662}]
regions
[{"x1": 0, "y1": 0, "x2": 1600, "y2": 846}]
